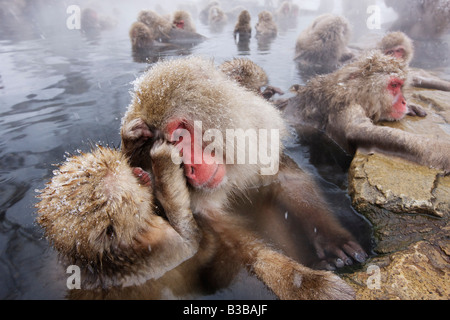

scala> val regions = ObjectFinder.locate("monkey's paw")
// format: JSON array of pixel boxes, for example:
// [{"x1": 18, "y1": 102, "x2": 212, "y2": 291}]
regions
[
  {"x1": 313, "y1": 233, "x2": 368, "y2": 271},
  {"x1": 121, "y1": 118, "x2": 153, "y2": 150}
]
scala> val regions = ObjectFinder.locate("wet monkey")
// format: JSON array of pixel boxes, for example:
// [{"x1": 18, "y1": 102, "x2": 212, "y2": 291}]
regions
[
  {"x1": 282, "y1": 51, "x2": 450, "y2": 172},
  {"x1": 121, "y1": 57, "x2": 368, "y2": 299},
  {"x1": 294, "y1": 14, "x2": 354, "y2": 78},
  {"x1": 36, "y1": 143, "x2": 354, "y2": 300},
  {"x1": 233, "y1": 10, "x2": 252, "y2": 42},
  {"x1": 35, "y1": 143, "x2": 201, "y2": 291},
  {"x1": 255, "y1": 11, "x2": 278, "y2": 39},
  {"x1": 219, "y1": 58, "x2": 284, "y2": 100},
  {"x1": 172, "y1": 10, "x2": 196, "y2": 33}
]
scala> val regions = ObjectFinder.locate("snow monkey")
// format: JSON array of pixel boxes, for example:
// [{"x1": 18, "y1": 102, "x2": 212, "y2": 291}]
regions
[
  {"x1": 172, "y1": 10, "x2": 196, "y2": 33},
  {"x1": 219, "y1": 58, "x2": 284, "y2": 100},
  {"x1": 36, "y1": 142, "x2": 355, "y2": 300},
  {"x1": 282, "y1": 51, "x2": 450, "y2": 172},
  {"x1": 378, "y1": 32, "x2": 450, "y2": 92},
  {"x1": 121, "y1": 56, "x2": 369, "y2": 299},
  {"x1": 294, "y1": 14, "x2": 354, "y2": 78},
  {"x1": 233, "y1": 10, "x2": 252, "y2": 42}
]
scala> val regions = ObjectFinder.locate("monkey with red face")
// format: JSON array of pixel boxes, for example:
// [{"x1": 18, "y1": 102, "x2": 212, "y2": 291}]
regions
[
  {"x1": 378, "y1": 32, "x2": 450, "y2": 93},
  {"x1": 282, "y1": 51, "x2": 450, "y2": 172},
  {"x1": 121, "y1": 57, "x2": 368, "y2": 299}
]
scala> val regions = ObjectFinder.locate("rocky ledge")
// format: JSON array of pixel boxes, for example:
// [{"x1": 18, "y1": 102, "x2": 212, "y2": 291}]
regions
[{"x1": 343, "y1": 88, "x2": 450, "y2": 300}]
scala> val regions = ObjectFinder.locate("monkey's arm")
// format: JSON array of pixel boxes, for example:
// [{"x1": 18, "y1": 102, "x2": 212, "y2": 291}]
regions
[
  {"x1": 276, "y1": 159, "x2": 367, "y2": 269},
  {"x1": 411, "y1": 74, "x2": 450, "y2": 92},
  {"x1": 203, "y1": 211, "x2": 355, "y2": 300},
  {"x1": 148, "y1": 141, "x2": 201, "y2": 259},
  {"x1": 335, "y1": 104, "x2": 450, "y2": 172}
]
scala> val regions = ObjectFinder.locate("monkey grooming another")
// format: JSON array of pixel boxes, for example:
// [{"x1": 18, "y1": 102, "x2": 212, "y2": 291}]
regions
[
  {"x1": 121, "y1": 56, "x2": 368, "y2": 299},
  {"x1": 36, "y1": 142, "x2": 356, "y2": 300},
  {"x1": 36, "y1": 143, "x2": 201, "y2": 292},
  {"x1": 282, "y1": 51, "x2": 450, "y2": 172}
]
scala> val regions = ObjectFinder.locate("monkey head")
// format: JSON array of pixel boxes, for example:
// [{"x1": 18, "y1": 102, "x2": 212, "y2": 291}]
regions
[
  {"x1": 332, "y1": 51, "x2": 409, "y2": 122},
  {"x1": 123, "y1": 57, "x2": 287, "y2": 195},
  {"x1": 378, "y1": 32, "x2": 414, "y2": 65},
  {"x1": 36, "y1": 147, "x2": 164, "y2": 288},
  {"x1": 129, "y1": 21, "x2": 155, "y2": 50}
]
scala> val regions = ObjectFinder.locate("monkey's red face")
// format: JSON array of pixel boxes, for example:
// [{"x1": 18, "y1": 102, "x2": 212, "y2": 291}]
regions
[
  {"x1": 175, "y1": 20, "x2": 185, "y2": 29},
  {"x1": 387, "y1": 77, "x2": 407, "y2": 120},
  {"x1": 385, "y1": 46, "x2": 405, "y2": 61},
  {"x1": 167, "y1": 120, "x2": 227, "y2": 190}
]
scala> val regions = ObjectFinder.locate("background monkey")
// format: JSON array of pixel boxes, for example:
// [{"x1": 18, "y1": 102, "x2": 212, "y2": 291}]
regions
[
  {"x1": 282, "y1": 51, "x2": 450, "y2": 172},
  {"x1": 378, "y1": 32, "x2": 450, "y2": 92},
  {"x1": 233, "y1": 10, "x2": 252, "y2": 42},
  {"x1": 172, "y1": 10, "x2": 196, "y2": 33},
  {"x1": 36, "y1": 143, "x2": 201, "y2": 290},
  {"x1": 219, "y1": 58, "x2": 284, "y2": 100},
  {"x1": 294, "y1": 14, "x2": 354, "y2": 79},
  {"x1": 120, "y1": 56, "x2": 368, "y2": 297},
  {"x1": 35, "y1": 142, "x2": 355, "y2": 300}
]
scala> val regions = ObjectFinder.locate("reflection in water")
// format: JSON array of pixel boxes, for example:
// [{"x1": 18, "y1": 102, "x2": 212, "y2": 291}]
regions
[{"x1": 0, "y1": 0, "x2": 448, "y2": 300}]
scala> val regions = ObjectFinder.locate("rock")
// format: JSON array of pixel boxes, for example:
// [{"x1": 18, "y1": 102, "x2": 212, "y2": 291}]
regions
[
  {"x1": 344, "y1": 88, "x2": 450, "y2": 300},
  {"x1": 343, "y1": 239, "x2": 450, "y2": 300}
]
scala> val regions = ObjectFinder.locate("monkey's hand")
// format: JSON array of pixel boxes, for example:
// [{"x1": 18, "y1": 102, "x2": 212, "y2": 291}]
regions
[
  {"x1": 121, "y1": 118, "x2": 154, "y2": 155},
  {"x1": 150, "y1": 140, "x2": 201, "y2": 248},
  {"x1": 312, "y1": 227, "x2": 368, "y2": 271},
  {"x1": 253, "y1": 244, "x2": 356, "y2": 300},
  {"x1": 407, "y1": 103, "x2": 427, "y2": 117}
]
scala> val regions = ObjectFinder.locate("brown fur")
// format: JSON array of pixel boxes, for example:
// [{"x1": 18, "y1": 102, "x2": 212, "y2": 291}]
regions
[
  {"x1": 129, "y1": 21, "x2": 154, "y2": 51},
  {"x1": 378, "y1": 32, "x2": 450, "y2": 92},
  {"x1": 378, "y1": 31, "x2": 414, "y2": 64},
  {"x1": 255, "y1": 11, "x2": 278, "y2": 38},
  {"x1": 36, "y1": 144, "x2": 200, "y2": 290},
  {"x1": 172, "y1": 10, "x2": 196, "y2": 33},
  {"x1": 294, "y1": 14, "x2": 353, "y2": 76},
  {"x1": 219, "y1": 58, "x2": 268, "y2": 93},
  {"x1": 208, "y1": 5, "x2": 228, "y2": 32},
  {"x1": 121, "y1": 56, "x2": 369, "y2": 299},
  {"x1": 282, "y1": 51, "x2": 450, "y2": 171},
  {"x1": 234, "y1": 10, "x2": 252, "y2": 39},
  {"x1": 137, "y1": 10, "x2": 173, "y2": 41}
]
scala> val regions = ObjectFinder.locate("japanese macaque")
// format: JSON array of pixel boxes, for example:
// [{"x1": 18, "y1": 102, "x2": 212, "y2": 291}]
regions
[
  {"x1": 233, "y1": 10, "x2": 252, "y2": 42},
  {"x1": 219, "y1": 58, "x2": 284, "y2": 100},
  {"x1": 255, "y1": 11, "x2": 278, "y2": 39},
  {"x1": 172, "y1": 10, "x2": 196, "y2": 33},
  {"x1": 294, "y1": 14, "x2": 354, "y2": 78},
  {"x1": 199, "y1": 0, "x2": 220, "y2": 25},
  {"x1": 378, "y1": 32, "x2": 450, "y2": 92},
  {"x1": 137, "y1": 10, "x2": 173, "y2": 42},
  {"x1": 36, "y1": 143, "x2": 355, "y2": 300},
  {"x1": 208, "y1": 6, "x2": 228, "y2": 33},
  {"x1": 274, "y1": 1, "x2": 299, "y2": 30},
  {"x1": 129, "y1": 10, "x2": 205, "y2": 52},
  {"x1": 35, "y1": 143, "x2": 200, "y2": 291},
  {"x1": 281, "y1": 51, "x2": 450, "y2": 172},
  {"x1": 385, "y1": 0, "x2": 450, "y2": 40},
  {"x1": 121, "y1": 56, "x2": 369, "y2": 299},
  {"x1": 80, "y1": 8, "x2": 117, "y2": 34},
  {"x1": 129, "y1": 21, "x2": 155, "y2": 52}
]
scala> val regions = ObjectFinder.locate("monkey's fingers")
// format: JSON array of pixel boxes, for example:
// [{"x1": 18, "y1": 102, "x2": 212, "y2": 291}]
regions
[
  {"x1": 343, "y1": 241, "x2": 368, "y2": 264},
  {"x1": 407, "y1": 103, "x2": 427, "y2": 118},
  {"x1": 132, "y1": 167, "x2": 152, "y2": 187}
]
